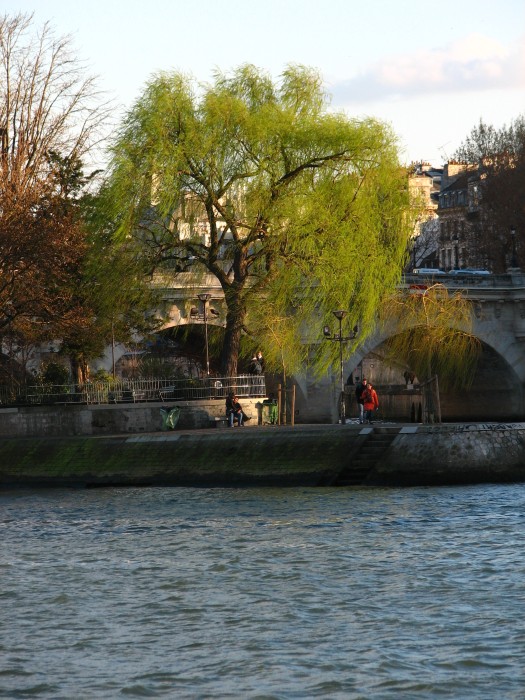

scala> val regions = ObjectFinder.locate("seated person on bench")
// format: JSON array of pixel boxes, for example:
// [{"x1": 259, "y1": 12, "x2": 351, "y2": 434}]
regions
[{"x1": 225, "y1": 392, "x2": 244, "y2": 427}]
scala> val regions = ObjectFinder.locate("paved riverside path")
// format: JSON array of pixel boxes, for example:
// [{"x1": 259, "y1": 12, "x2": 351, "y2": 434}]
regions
[{"x1": 1, "y1": 421, "x2": 524, "y2": 489}]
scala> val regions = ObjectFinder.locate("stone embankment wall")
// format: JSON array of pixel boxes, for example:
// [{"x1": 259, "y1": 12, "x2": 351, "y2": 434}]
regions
[
  {"x1": 0, "y1": 399, "x2": 262, "y2": 438},
  {"x1": 0, "y1": 426, "x2": 363, "y2": 489},
  {"x1": 374, "y1": 423, "x2": 525, "y2": 485},
  {"x1": 0, "y1": 422, "x2": 524, "y2": 489}
]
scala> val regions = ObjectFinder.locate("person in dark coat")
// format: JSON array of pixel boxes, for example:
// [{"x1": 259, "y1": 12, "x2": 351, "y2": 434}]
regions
[
  {"x1": 355, "y1": 377, "x2": 368, "y2": 424},
  {"x1": 225, "y1": 392, "x2": 244, "y2": 427},
  {"x1": 249, "y1": 354, "x2": 262, "y2": 375},
  {"x1": 249, "y1": 354, "x2": 263, "y2": 396}
]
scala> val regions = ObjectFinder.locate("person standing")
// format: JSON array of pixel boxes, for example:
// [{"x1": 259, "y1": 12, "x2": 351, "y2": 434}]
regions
[
  {"x1": 363, "y1": 383, "x2": 379, "y2": 424},
  {"x1": 249, "y1": 353, "x2": 263, "y2": 396},
  {"x1": 355, "y1": 377, "x2": 368, "y2": 424},
  {"x1": 249, "y1": 353, "x2": 262, "y2": 374}
]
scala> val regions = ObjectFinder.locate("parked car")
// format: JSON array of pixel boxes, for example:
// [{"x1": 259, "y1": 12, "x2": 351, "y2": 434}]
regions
[
  {"x1": 447, "y1": 269, "x2": 491, "y2": 276},
  {"x1": 412, "y1": 268, "x2": 446, "y2": 275}
]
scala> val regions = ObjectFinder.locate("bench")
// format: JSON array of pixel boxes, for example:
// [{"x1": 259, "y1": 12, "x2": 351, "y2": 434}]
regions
[{"x1": 159, "y1": 386, "x2": 180, "y2": 401}]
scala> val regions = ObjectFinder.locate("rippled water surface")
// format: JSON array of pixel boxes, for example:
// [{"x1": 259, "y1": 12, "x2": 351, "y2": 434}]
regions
[{"x1": 1, "y1": 484, "x2": 524, "y2": 699}]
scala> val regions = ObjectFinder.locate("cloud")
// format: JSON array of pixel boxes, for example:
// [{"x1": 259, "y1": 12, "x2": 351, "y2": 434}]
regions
[{"x1": 331, "y1": 33, "x2": 525, "y2": 105}]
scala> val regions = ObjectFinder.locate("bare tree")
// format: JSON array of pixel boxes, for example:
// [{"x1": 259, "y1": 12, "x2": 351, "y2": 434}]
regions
[
  {"x1": 0, "y1": 13, "x2": 112, "y2": 377},
  {"x1": 453, "y1": 116, "x2": 525, "y2": 271},
  {"x1": 0, "y1": 12, "x2": 111, "y2": 191}
]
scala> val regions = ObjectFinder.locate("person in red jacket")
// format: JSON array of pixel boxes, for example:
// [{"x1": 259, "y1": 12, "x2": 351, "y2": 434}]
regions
[{"x1": 363, "y1": 383, "x2": 379, "y2": 424}]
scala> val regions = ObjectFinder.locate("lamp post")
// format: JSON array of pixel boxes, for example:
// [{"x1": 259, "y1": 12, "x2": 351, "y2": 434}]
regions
[
  {"x1": 510, "y1": 226, "x2": 519, "y2": 269},
  {"x1": 453, "y1": 234, "x2": 459, "y2": 269},
  {"x1": 323, "y1": 310, "x2": 358, "y2": 424},
  {"x1": 111, "y1": 320, "x2": 116, "y2": 378},
  {"x1": 197, "y1": 293, "x2": 212, "y2": 376}
]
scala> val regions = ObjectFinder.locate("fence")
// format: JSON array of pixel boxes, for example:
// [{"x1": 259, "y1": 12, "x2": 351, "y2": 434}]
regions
[{"x1": 0, "y1": 375, "x2": 266, "y2": 407}]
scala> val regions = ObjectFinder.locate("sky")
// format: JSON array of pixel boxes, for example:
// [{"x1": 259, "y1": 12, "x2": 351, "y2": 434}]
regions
[{"x1": 3, "y1": 0, "x2": 525, "y2": 166}]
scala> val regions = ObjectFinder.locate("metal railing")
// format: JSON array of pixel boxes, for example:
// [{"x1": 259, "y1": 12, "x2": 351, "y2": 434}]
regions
[
  {"x1": 403, "y1": 272, "x2": 525, "y2": 288},
  {"x1": 0, "y1": 375, "x2": 266, "y2": 407}
]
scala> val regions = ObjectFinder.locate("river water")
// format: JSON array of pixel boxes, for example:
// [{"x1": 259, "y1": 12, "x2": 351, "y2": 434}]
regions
[{"x1": 1, "y1": 484, "x2": 524, "y2": 699}]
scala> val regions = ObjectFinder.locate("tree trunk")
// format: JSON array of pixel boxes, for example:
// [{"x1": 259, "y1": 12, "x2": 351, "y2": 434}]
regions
[
  {"x1": 70, "y1": 355, "x2": 88, "y2": 385},
  {"x1": 220, "y1": 296, "x2": 246, "y2": 376}
]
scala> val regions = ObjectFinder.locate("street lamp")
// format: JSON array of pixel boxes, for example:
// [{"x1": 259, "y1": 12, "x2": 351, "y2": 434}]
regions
[
  {"x1": 197, "y1": 293, "x2": 212, "y2": 376},
  {"x1": 111, "y1": 320, "x2": 116, "y2": 378},
  {"x1": 510, "y1": 226, "x2": 519, "y2": 269},
  {"x1": 323, "y1": 310, "x2": 358, "y2": 424}
]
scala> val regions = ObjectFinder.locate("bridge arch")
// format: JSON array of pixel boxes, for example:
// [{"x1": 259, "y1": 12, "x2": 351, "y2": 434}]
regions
[
  {"x1": 340, "y1": 331, "x2": 523, "y2": 422},
  {"x1": 333, "y1": 274, "x2": 525, "y2": 421},
  {"x1": 295, "y1": 276, "x2": 525, "y2": 423}
]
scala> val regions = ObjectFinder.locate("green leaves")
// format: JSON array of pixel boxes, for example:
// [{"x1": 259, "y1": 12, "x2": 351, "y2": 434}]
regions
[
  {"x1": 380, "y1": 284, "x2": 481, "y2": 390},
  {"x1": 102, "y1": 64, "x2": 413, "y2": 375}
]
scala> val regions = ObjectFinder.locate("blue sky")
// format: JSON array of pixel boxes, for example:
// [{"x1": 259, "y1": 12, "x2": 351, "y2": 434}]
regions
[{"x1": 4, "y1": 0, "x2": 524, "y2": 165}]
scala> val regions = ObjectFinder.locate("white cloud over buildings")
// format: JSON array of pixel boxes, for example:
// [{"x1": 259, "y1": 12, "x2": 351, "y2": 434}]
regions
[{"x1": 331, "y1": 34, "x2": 525, "y2": 105}]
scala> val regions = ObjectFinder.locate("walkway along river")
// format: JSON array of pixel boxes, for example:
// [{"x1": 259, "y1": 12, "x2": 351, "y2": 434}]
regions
[{"x1": 1, "y1": 422, "x2": 524, "y2": 489}]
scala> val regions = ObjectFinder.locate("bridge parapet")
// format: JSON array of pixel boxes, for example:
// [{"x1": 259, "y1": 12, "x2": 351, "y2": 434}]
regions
[
  {"x1": 403, "y1": 271, "x2": 525, "y2": 291},
  {"x1": 151, "y1": 270, "x2": 525, "y2": 383}
]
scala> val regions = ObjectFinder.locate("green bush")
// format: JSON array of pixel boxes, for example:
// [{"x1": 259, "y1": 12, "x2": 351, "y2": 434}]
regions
[{"x1": 40, "y1": 361, "x2": 70, "y2": 385}]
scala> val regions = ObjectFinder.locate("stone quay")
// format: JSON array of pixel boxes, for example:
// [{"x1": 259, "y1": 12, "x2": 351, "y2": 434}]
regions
[{"x1": 0, "y1": 402, "x2": 523, "y2": 489}]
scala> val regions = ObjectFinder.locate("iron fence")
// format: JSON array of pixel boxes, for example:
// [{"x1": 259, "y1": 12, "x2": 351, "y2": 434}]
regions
[{"x1": 0, "y1": 375, "x2": 266, "y2": 407}]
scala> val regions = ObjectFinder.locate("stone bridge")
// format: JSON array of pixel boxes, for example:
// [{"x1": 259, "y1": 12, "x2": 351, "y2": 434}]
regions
[
  {"x1": 356, "y1": 270, "x2": 525, "y2": 379},
  {"x1": 147, "y1": 270, "x2": 525, "y2": 423},
  {"x1": 341, "y1": 271, "x2": 525, "y2": 424}
]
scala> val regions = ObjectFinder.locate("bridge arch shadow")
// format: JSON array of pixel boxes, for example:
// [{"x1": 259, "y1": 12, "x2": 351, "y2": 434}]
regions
[{"x1": 346, "y1": 336, "x2": 523, "y2": 423}]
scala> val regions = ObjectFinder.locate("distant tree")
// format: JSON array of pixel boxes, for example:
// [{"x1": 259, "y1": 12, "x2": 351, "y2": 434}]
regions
[
  {"x1": 453, "y1": 116, "x2": 525, "y2": 271},
  {"x1": 454, "y1": 117, "x2": 525, "y2": 163},
  {"x1": 76, "y1": 226, "x2": 163, "y2": 379},
  {"x1": 0, "y1": 184, "x2": 88, "y2": 335},
  {"x1": 0, "y1": 13, "x2": 109, "y2": 195},
  {"x1": 0, "y1": 15, "x2": 109, "y2": 337},
  {"x1": 101, "y1": 64, "x2": 414, "y2": 376},
  {"x1": 0, "y1": 13, "x2": 115, "y2": 381}
]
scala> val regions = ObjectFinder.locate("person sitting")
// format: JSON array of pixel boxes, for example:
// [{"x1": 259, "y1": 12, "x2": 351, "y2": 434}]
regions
[{"x1": 225, "y1": 392, "x2": 244, "y2": 427}]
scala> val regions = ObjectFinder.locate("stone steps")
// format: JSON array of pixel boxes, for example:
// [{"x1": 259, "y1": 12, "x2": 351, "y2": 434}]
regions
[{"x1": 334, "y1": 429, "x2": 399, "y2": 485}]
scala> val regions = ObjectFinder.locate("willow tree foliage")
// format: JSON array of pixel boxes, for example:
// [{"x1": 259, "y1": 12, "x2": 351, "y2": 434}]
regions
[
  {"x1": 102, "y1": 64, "x2": 413, "y2": 375},
  {"x1": 79, "y1": 224, "x2": 163, "y2": 374},
  {"x1": 380, "y1": 284, "x2": 481, "y2": 391}
]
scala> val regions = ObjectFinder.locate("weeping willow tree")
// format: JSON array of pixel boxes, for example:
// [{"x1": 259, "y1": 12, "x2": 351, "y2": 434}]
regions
[
  {"x1": 243, "y1": 304, "x2": 304, "y2": 384},
  {"x1": 100, "y1": 64, "x2": 414, "y2": 376},
  {"x1": 381, "y1": 284, "x2": 482, "y2": 418}
]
